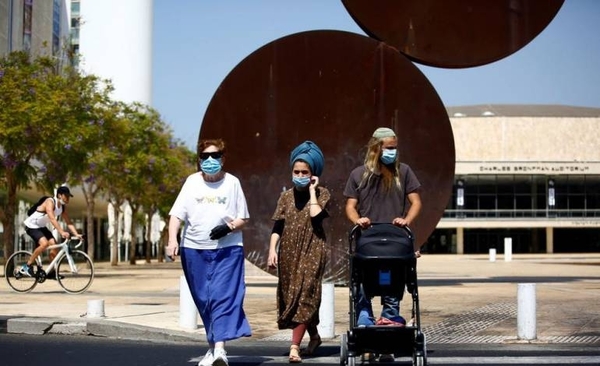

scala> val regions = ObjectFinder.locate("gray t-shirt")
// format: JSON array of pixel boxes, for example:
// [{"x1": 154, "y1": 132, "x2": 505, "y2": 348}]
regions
[{"x1": 343, "y1": 163, "x2": 421, "y2": 223}]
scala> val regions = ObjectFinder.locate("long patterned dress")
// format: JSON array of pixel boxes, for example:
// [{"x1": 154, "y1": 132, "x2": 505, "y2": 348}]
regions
[{"x1": 271, "y1": 186, "x2": 330, "y2": 329}]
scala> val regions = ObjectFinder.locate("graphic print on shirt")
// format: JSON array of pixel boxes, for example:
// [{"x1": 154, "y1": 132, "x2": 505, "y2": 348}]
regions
[{"x1": 196, "y1": 195, "x2": 228, "y2": 205}]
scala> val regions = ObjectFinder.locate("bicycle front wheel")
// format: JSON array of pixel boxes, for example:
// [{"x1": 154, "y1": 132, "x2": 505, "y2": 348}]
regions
[
  {"x1": 57, "y1": 250, "x2": 94, "y2": 294},
  {"x1": 5, "y1": 251, "x2": 38, "y2": 293}
]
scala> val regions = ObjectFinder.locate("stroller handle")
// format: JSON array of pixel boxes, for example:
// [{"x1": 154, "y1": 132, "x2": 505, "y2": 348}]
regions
[
  {"x1": 348, "y1": 223, "x2": 414, "y2": 254},
  {"x1": 349, "y1": 223, "x2": 413, "y2": 240}
]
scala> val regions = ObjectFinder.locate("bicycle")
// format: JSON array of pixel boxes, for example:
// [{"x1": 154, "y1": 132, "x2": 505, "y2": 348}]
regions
[{"x1": 4, "y1": 237, "x2": 94, "y2": 294}]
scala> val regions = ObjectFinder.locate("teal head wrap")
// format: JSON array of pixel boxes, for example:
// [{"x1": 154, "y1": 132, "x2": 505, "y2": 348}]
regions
[{"x1": 289, "y1": 140, "x2": 324, "y2": 176}]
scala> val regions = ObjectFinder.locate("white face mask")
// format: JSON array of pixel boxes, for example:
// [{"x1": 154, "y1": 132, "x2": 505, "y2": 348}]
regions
[{"x1": 59, "y1": 198, "x2": 66, "y2": 205}]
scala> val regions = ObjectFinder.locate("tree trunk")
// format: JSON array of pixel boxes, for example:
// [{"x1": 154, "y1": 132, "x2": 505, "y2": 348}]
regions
[
  {"x1": 82, "y1": 186, "x2": 96, "y2": 260},
  {"x1": 145, "y1": 208, "x2": 153, "y2": 263},
  {"x1": 110, "y1": 202, "x2": 120, "y2": 266},
  {"x1": 2, "y1": 172, "x2": 18, "y2": 262},
  {"x1": 157, "y1": 226, "x2": 168, "y2": 263},
  {"x1": 128, "y1": 204, "x2": 138, "y2": 265}
]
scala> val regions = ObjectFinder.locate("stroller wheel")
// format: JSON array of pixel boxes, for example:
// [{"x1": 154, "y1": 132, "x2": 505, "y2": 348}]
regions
[
  {"x1": 412, "y1": 354, "x2": 426, "y2": 366},
  {"x1": 412, "y1": 333, "x2": 427, "y2": 366},
  {"x1": 413, "y1": 332, "x2": 427, "y2": 366},
  {"x1": 340, "y1": 333, "x2": 356, "y2": 366},
  {"x1": 340, "y1": 333, "x2": 347, "y2": 366},
  {"x1": 348, "y1": 356, "x2": 356, "y2": 366}
]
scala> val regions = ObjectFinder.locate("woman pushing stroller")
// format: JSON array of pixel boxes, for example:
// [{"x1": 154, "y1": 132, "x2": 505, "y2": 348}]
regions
[{"x1": 343, "y1": 127, "x2": 423, "y2": 362}]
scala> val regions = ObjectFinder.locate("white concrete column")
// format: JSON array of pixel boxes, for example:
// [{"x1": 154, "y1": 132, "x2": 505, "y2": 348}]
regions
[
  {"x1": 456, "y1": 227, "x2": 464, "y2": 254},
  {"x1": 317, "y1": 283, "x2": 335, "y2": 339},
  {"x1": 489, "y1": 248, "x2": 496, "y2": 262},
  {"x1": 179, "y1": 275, "x2": 198, "y2": 329},
  {"x1": 546, "y1": 227, "x2": 554, "y2": 254},
  {"x1": 517, "y1": 283, "x2": 537, "y2": 340},
  {"x1": 504, "y1": 237, "x2": 512, "y2": 262}
]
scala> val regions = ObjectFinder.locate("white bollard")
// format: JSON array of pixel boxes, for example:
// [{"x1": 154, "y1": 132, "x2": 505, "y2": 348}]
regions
[
  {"x1": 489, "y1": 248, "x2": 496, "y2": 262},
  {"x1": 179, "y1": 275, "x2": 199, "y2": 329},
  {"x1": 504, "y1": 237, "x2": 512, "y2": 262},
  {"x1": 317, "y1": 283, "x2": 335, "y2": 339},
  {"x1": 87, "y1": 299, "x2": 105, "y2": 318},
  {"x1": 517, "y1": 283, "x2": 537, "y2": 340}
]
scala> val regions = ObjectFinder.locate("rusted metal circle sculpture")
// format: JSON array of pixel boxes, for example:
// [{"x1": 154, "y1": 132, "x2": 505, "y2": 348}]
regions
[
  {"x1": 341, "y1": 0, "x2": 564, "y2": 68},
  {"x1": 200, "y1": 30, "x2": 455, "y2": 283}
]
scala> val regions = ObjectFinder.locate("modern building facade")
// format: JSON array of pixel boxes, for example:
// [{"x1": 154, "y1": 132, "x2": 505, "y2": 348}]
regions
[
  {"x1": 0, "y1": 0, "x2": 70, "y2": 58},
  {"x1": 430, "y1": 105, "x2": 600, "y2": 255}
]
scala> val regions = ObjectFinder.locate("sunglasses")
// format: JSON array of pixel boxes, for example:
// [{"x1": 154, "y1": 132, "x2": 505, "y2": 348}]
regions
[{"x1": 199, "y1": 152, "x2": 223, "y2": 160}]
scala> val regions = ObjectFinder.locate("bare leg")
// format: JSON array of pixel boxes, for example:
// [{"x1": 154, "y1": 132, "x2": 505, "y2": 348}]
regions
[{"x1": 27, "y1": 237, "x2": 54, "y2": 266}]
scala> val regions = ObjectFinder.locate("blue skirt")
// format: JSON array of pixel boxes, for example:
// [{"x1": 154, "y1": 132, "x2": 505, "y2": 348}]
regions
[{"x1": 181, "y1": 246, "x2": 252, "y2": 343}]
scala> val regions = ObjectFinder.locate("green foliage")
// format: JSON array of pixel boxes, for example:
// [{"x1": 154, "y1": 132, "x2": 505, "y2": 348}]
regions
[
  {"x1": 0, "y1": 51, "x2": 59, "y2": 189},
  {"x1": 0, "y1": 51, "x2": 196, "y2": 261}
]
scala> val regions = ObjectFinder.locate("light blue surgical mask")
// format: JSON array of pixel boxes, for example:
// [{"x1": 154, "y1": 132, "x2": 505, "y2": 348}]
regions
[
  {"x1": 380, "y1": 149, "x2": 397, "y2": 165},
  {"x1": 200, "y1": 157, "x2": 222, "y2": 175},
  {"x1": 292, "y1": 176, "x2": 311, "y2": 188}
]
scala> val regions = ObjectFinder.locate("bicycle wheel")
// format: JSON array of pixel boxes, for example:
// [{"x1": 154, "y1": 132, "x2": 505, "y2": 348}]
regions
[
  {"x1": 56, "y1": 250, "x2": 94, "y2": 294},
  {"x1": 5, "y1": 251, "x2": 38, "y2": 293}
]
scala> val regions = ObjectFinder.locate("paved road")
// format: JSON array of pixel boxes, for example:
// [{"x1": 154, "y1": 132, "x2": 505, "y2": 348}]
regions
[
  {"x1": 1, "y1": 254, "x2": 600, "y2": 347},
  {"x1": 2, "y1": 333, "x2": 600, "y2": 365}
]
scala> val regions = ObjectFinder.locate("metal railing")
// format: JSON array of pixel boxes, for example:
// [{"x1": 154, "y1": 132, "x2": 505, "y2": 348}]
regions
[{"x1": 443, "y1": 209, "x2": 600, "y2": 219}]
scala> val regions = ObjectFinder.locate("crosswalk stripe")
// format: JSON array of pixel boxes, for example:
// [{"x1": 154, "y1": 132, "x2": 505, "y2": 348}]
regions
[
  {"x1": 422, "y1": 356, "x2": 600, "y2": 364},
  {"x1": 194, "y1": 355, "x2": 600, "y2": 364}
]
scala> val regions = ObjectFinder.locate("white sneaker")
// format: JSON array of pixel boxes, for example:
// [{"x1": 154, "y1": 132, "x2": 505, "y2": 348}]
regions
[
  {"x1": 198, "y1": 349, "x2": 214, "y2": 366},
  {"x1": 212, "y1": 348, "x2": 228, "y2": 366}
]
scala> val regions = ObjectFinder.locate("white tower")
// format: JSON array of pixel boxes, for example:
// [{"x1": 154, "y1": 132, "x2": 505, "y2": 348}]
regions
[{"x1": 77, "y1": 0, "x2": 153, "y2": 105}]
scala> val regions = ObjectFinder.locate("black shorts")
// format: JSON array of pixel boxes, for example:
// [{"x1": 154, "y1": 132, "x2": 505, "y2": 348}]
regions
[{"x1": 25, "y1": 227, "x2": 55, "y2": 245}]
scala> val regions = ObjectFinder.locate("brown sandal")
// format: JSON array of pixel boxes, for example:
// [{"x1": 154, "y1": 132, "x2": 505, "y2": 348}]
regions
[
  {"x1": 301, "y1": 335, "x2": 322, "y2": 356},
  {"x1": 289, "y1": 345, "x2": 302, "y2": 363}
]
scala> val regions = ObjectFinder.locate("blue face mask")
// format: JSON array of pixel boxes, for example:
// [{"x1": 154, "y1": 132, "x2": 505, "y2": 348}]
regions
[
  {"x1": 292, "y1": 176, "x2": 311, "y2": 188},
  {"x1": 380, "y1": 149, "x2": 397, "y2": 165},
  {"x1": 200, "y1": 157, "x2": 222, "y2": 175}
]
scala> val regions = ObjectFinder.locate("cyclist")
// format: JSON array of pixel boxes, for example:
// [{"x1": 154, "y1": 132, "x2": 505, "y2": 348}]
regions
[{"x1": 19, "y1": 186, "x2": 82, "y2": 278}]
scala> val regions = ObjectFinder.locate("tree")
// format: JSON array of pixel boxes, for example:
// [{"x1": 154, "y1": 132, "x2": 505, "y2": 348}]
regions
[
  {"x1": 140, "y1": 137, "x2": 196, "y2": 263},
  {"x1": 34, "y1": 67, "x2": 114, "y2": 260},
  {"x1": 93, "y1": 102, "x2": 132, "y2": 265},
  {"x1": 113, "y1": 103, "x2": 177, "y2": 264},
  {"x1": 0, "y1": 52, "x2": 65, "y2": 260}
]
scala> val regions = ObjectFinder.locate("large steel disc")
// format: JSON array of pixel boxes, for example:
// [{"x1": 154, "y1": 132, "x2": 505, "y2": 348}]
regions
[
  {"x1": 341, "y1": 0, "x2": 564, "y2": 68},
  {"x1": 200, "y1": 30, "x2": 455, "y2": 282}
]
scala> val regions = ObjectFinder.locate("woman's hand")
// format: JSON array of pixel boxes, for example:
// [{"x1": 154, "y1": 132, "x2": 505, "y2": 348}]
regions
[
  {"x1": 166, "y1": 239, "x2": 179, "y2": 260},
  {"x1": 267, "y1": 249, "x2": 278, "y2": 268},
  {"x1": 309, "y1": 176, "x2": 319, "y2": 190}
]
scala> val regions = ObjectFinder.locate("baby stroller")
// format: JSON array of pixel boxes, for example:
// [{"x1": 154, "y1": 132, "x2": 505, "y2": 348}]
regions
[{"x1": 340, "y1": 223, "x2": 427, "y2": 366}]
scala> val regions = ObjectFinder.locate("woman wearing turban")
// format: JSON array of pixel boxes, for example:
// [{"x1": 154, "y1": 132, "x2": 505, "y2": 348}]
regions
[{"x1": 268, "y1": 140, "x2": 330, "y2": 363}]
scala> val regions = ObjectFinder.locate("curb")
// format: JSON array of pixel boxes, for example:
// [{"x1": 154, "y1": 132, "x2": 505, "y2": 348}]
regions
[{"x1": 7, "y1": 317, "x2": 201, "y2": 343}]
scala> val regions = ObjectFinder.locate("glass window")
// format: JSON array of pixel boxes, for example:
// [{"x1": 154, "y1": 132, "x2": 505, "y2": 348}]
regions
[
  {"x1": 497, "y1": 195, "x2": 513, "y2": 210},
  {"x1": 478, "y1": 175, "x2": 496, "y2": 194},
  {"x1": 514, "y1": 176, "x2": 531, "y2": 194},
  {"x1": 71, "y1": 1, "x2": 80, "y2": 15},
  {"x1": 515, "y1": 195, "x2": 532, "y2": 210}
]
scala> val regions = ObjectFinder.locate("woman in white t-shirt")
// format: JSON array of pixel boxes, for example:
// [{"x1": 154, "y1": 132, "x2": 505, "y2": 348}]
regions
[{"x1": 167, "y1": 139, "x2": 250, "y2": 366}]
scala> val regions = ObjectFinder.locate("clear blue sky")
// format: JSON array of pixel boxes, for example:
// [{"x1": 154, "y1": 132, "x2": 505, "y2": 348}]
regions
[{"x1": 152, "y1": 0, "x2": 600, "y2": 149}]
